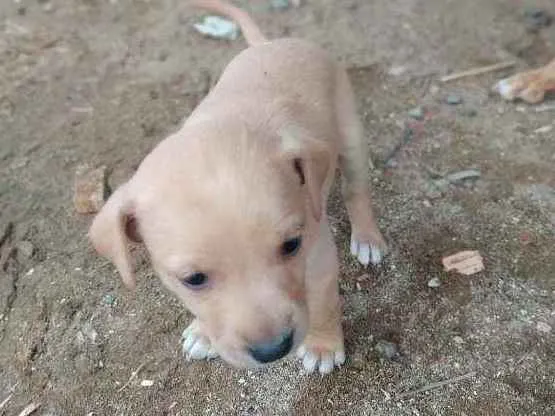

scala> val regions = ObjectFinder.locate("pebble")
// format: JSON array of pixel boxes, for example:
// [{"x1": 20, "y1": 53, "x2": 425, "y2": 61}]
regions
[
  {"x1": 462, "y1": 108, "x2": 478, "y2": 117},
  {"x1": 408, "y1": 106, "x2": 425, "y2": 120},
  {"x1": 427, "y1": 277, "x2": 441, "y2": 288},
  {"x1": 388, "y1": 66, "x2": 407, "y2": 77},
  {"x1": 524, "y1": 8, "x2": 552, "y2": 31},
  {"x1": 140, "y1": 380, "x2": 154, "y2": 387},
  {"x1": 444, "y1": 169, "x2": 481, "y2": 184},
  {"x1": 534, "y1": 125, "x2": 552, "y2": 134},
  {"x1": 446, "y1": 94, "x2": 463, "y2": 105},
  {"x1": 384, "y1": 159, "x2": 398, "y2": 168},
  {"x1": 193, "y1": 16, "x2": 239, "y2": 41},
  {"x1": 270, "y1": 0, "x2": 290, "y2": 9},
  {"x1": 375, "y1": 340, "x2": 401, "y2": 361},
  {"x1": 536, "y1": 322, "x2": 552, "y2": 333},
  {"x1": 102, "y1": 294, "x2": 116, "y2": 306}
]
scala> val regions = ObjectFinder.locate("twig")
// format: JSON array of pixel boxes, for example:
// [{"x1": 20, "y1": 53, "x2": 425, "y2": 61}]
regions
[
  {"x1": 0, "y1": 222, "x2": 13, "y2": 249},
  {"x1": 535, "y1": 103, "x2": 555, "y2": 113},
  {"x1": 397, "y1": 372, "x2": 477, "y2": 398},
  {"x1": 17, "y1": 402, "x2": 41, "y2": 416},
  {"x1": 118, "y1": 361, "x2": 150, "y2": 392},
  {"x1": 0, "y1": 394, "x2": 13, "y2": 410},
  {"x1": 382, "y1": 125, "x2": 415, "y2": 168},
  {"x1": 441, "y1": 62, "x2": 515, "y2": 82},
  {"x1": 0, "y1": 246, "x2": 14, "y2": 272}
]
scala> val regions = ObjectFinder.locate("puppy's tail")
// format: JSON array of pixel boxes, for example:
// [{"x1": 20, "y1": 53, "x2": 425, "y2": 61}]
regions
[{"x1": 192, "y1": 0, "x2": 267, "y2": 46}]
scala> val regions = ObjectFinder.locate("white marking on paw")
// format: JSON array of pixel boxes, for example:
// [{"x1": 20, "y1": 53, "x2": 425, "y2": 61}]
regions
[
  {"x1": 181, "y1": 321, "x2": 218, "y2": 361},
  {"x1": 296, "y1": 345, "x2": 345, "y2": 375},
  {"x1": 350, "y1": 235, "x2": 384, "y2": 266},
  {"x1": 494, "y1": 79, "x2": 516, "y2": 100}
]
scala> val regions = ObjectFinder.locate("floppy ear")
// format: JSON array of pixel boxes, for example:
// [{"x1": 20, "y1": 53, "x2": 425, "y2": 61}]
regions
[
  {"x1": 279, "y1": 127, "x2": 331, "y2": 221},
  {"x1": 88, "y1": 183, "x2": 139, "y2": 289}
]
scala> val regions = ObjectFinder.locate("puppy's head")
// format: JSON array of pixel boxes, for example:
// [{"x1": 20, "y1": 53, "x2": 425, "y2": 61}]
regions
[{"x1": 89, "y1": 124, "x2": 331, "y2": 367}]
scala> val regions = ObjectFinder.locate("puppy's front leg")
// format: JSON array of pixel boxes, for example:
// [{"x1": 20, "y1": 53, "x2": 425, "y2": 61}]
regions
[{"x1": 297, "y1": 221, "x2": 345, "y2": 374}]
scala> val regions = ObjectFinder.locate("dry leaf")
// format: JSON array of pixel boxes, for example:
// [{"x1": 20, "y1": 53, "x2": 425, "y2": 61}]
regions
[
  {"x1": 73, "y1": 164, "x2": 107, "y2": 214},
  {"x1": 442, "y1": 250, "x2": 484, "y2": 275}
]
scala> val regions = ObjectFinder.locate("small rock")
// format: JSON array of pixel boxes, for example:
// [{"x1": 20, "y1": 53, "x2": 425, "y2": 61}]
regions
[
  {"x1": 453, "y1": 336, "x2": 464, "y2": 345},
  {"x1": 73, "y1": 164, "x2": 107, "y2": 214},
  {"x1": 408, "y1": 106, "x2": 425, "y2": 120},
  {"x1": 388, "y1": 66, "x2": 406, "y2": 77},
  {"x1": 375, "y1": 340, "x2": 401, "y2": 361},
  {"x1": 534, "y1": 125, "x2": 552, "y2": 134},
  {"x1": 462, "y1": 108, "x2": 478, "y2": 117},
  {"x1": 444, "y1": 169, "x2": 481, "y2": 184},
  {"x1": 102, "y1": 294, "x2": 116, "y2": 306},
  {"x1": 446, "y1": 94, "x2": 463, "y2": 105},
  {"x1": 140, "y1": 379, "x2": 154, "y2": 387},
  {"x1": 193, "y1": 16, "x2": 239, "y2": 41},
  {"x1": 270, "y1": 0, "x2": 290, "y2": 10},
  {"x1": 16, "y1": 240, "x2": 34, "y2": 260},
  {"x1": 427, "y1": 277, "x2": 441, "y2": 288},
  {"x1": 524, "y1": 8, "x2": 552, "y2": 31},
  {"x1": 384, "y1": 159, "x2": 398, "y2": 168},
  {"x1": 536, "y1": 322, "x2": 552, "y2": 333}
]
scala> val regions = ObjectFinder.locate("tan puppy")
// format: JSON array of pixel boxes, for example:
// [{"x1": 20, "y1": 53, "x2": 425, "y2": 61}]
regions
[{"x1": 89, "y1": 0, "x2": 387, "y2": 374}]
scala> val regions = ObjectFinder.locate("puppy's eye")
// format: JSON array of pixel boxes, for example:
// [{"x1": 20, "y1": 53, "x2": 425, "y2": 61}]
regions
[
  {"x1": 182, "y1": 272, "x2": 208, "y2": 289},
  {"x1": 281, "y1": 236, "x2": 302, "y2": 257}
]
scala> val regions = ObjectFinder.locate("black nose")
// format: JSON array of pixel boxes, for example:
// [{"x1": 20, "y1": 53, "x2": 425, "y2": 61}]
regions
[{"x1": 248, "y1": 329, "x2": 294, "y2": 363}]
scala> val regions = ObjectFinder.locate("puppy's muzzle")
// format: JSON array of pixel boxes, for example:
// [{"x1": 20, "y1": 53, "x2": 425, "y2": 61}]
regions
[{"x1": 247, "y1": 329, "x2": 294, "y2": 363}]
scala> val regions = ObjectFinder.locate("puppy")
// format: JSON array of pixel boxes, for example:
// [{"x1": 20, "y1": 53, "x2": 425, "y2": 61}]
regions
[
  {"x1": 495, "y1": 58, "x2": 555, "y2": 104},
  {"x1": 89, "y1": 0, "x2": 387, "y2": 374}
]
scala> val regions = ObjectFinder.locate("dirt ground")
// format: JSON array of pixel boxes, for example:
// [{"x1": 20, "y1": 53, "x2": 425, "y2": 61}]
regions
[{"x1": 1, "y1": 0, "x2": 554, "y2": 415}]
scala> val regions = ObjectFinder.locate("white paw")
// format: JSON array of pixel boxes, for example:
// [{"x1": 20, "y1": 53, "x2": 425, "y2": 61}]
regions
[
  {"x1": 296, "y1": 344, "x2": 345, "y2": 375},
  {"x1": 494, "y1": 78, "x2": 516, "y2": 101},
  {"x1": 181, "y1": 320, "x2": 218, "y2": 361},
  {"x1": 350, "y1": 235, "x2": 383, "y2": 266}
]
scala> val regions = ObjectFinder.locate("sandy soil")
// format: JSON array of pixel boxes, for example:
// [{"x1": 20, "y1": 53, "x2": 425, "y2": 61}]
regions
[{"x1": 1, "y1": 0, "x2": 554, "y2": 415}]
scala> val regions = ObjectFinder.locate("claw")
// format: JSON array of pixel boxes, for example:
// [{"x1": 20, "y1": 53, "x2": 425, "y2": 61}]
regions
[
  {"x1": 296, "y1": 344, "x2": 345, "y2": 375},
  {"x1": 350, "y1": 235, "x2": 384, "y2": 266}
]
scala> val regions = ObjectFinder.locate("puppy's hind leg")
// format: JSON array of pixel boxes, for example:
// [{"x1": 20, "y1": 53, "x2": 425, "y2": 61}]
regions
[{"x1": 335, "y1": 68, "x2": 387, "y2": 266}]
